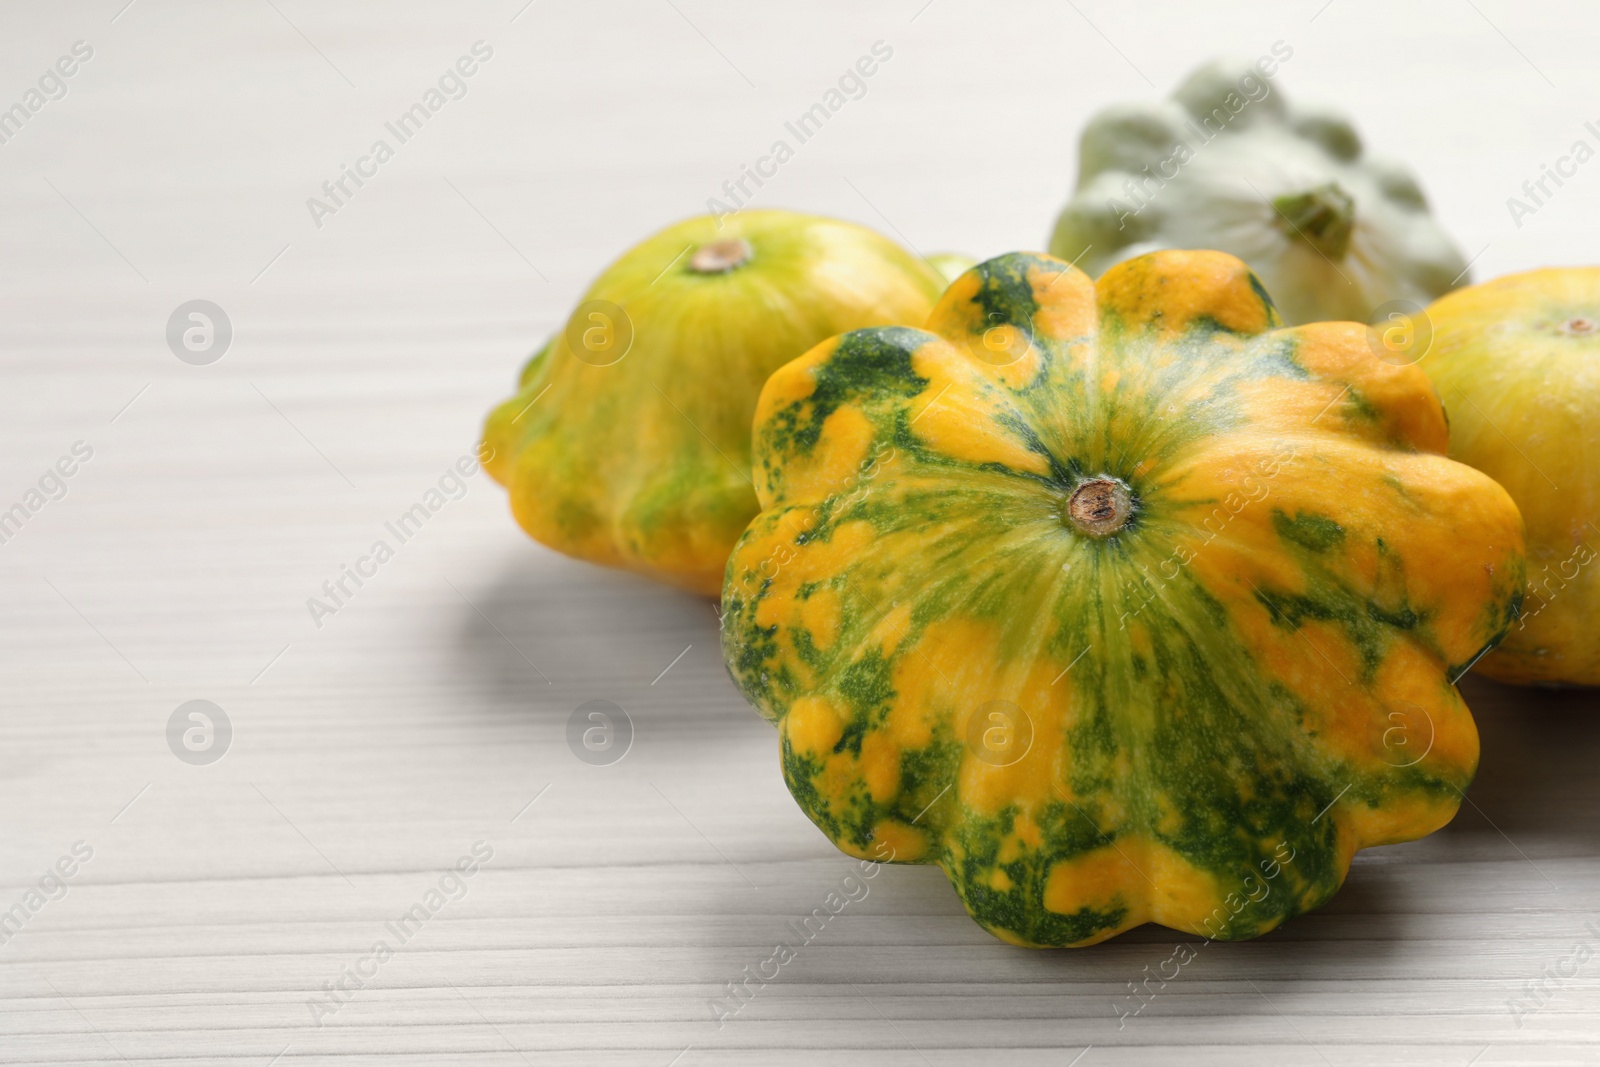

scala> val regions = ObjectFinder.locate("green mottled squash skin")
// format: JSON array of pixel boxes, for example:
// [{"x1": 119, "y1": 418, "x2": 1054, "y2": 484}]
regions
[{"x1": 721, "y1": 250, "x2": 1524, "y2": 947}]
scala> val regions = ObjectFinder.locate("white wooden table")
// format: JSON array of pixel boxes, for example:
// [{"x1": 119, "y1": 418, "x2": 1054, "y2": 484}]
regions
[{"x1": 2, "y1": 2, "x2": 1597, "y2": 1063}]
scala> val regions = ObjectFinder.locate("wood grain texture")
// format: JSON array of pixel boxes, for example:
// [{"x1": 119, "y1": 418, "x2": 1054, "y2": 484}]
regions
[{"x1": 1, "y1": 1, "x2": 1597, "y2": 1064}]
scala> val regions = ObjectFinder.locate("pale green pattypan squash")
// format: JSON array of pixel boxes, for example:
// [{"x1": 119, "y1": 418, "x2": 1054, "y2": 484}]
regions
[{"x1": 1049, "y1": 57, "x2": 1469, "y2": 325}]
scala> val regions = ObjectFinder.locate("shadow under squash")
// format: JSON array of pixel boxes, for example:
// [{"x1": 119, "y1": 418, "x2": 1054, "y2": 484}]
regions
[
  {"x1": 1454, "y1": 673, "x2": 1600, "y2": 848},
  {"x1": 450, "y1": 543, "x2": 739, "y2": 724}
]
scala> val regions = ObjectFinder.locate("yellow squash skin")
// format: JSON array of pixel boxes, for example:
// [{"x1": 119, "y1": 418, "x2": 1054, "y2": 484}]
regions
[
  {"x1": 722, "y1": 250, "x2": 1524, "y2": 947},
  {"x1": 482, "y1": 211, "x2": 944, "y2": 594},
  {"x1": 1422, "y1": 268, "x2": 1600, "y2": 685}
]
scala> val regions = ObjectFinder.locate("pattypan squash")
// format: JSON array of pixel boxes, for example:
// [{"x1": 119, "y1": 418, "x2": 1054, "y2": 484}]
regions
[
  {"x1": 721, "y1": 249, "x2": 1523, "y2": 946},
  {"x1": 482, "y1": 210, "x2": 944, "y2": 594},
  {"x1": 1050, "y1": 58, "x2": 1470, "y2": 326},
  {"x1": 1422, "y1": 267, "x2": 1600, "y2": 685}
]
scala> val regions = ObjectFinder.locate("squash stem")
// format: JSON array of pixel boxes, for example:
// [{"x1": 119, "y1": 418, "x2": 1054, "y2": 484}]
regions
[
  {"x1": 1272, "y1": 183, "x2": 1356, "y2": 261},
  {"x1": 1066, "y1": 477, "x2": 1133, "y2": 537},
  {"x1": 689, "y1": 239, "x2": 753, "y2": 274}
]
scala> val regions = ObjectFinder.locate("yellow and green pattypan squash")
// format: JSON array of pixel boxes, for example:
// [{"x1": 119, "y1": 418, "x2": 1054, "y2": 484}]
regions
[
  {"x1": 1422, "y1": 267, "x2": 1600, "y2": 685},
  {"x1": 721, "y1": 249, "x2": 1524, "y2": 946},
  {"x1": 1049, "y1": 57, "x2": 1470, "y2": 326},
  {"x1": 481, "y1": 210, "x2": 944, "y2": 594}
]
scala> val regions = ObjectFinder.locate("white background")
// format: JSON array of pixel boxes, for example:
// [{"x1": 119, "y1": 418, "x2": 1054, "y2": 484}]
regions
[{"x1": 1, "y1": 1, "x2": 1597, "y2": 1064}]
